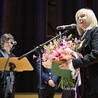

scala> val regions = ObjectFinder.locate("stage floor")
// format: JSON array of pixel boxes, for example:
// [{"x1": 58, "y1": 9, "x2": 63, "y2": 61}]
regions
[{"x1": 15, "y1": 93, "x2": 62, "y2": 98}]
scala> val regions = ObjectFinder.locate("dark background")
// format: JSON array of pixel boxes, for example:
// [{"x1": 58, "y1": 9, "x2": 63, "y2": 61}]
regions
[{"x1": 0, "y1": 0, "x2": 98, "y2": 93}]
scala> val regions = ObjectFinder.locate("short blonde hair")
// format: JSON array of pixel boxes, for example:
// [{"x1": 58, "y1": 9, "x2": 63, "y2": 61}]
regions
[{"x1": 75, "y1": 8, "x2": 98, "y2": 35}]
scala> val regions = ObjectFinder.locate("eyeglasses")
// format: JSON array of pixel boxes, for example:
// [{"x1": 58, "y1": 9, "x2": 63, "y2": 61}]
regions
[{"x1": 5, "y1": 41, "x2": 14, "y2": 45}]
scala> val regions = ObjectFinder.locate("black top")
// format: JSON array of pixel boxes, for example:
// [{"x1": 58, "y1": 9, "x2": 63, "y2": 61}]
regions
[
  {"x1": 0, "y1": 49, "x2": 16, "y2": 98},
  {"x1": 72, "y1": 26, "x2": 98, "y2": 96}
]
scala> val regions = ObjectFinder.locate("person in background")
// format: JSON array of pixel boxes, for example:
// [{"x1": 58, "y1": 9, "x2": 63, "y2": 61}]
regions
[
  {"x1": 0, "y1": 33, "x2": 16, "y2": 98},
  {"x1": 36, "y1": 57, "x2": 58, "y2": 98},
  {"x1": 59, "y1": 8, "x2": 98, "y2": 98}
]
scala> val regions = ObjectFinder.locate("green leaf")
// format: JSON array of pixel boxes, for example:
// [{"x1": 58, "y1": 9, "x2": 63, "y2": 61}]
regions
[
  {"x1": 67, "y1": 34, "x2": 73, "y2": 41},
  {"x1": 43, "y1": 45, "x2": 51, "y2": 53},
  {"x1": 53, "y1": 39, "x2": 59, "y2": 48},
  {"x1": 58, "y1": 77, "x2": 75, "y2": 89}
]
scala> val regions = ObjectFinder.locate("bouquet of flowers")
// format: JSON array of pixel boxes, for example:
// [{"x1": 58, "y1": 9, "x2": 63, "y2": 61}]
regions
[{"x1": 42, "y1": 32, "x2": 85, "y2": 89}]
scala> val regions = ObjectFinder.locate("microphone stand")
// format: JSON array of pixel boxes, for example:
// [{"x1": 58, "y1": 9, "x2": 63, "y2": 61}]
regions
[
  {"x1": 35, "y1": 49, "x2": 43, "y2": 98},
  {"x1": 18, "y1": 29, "x2": 69, "y2": 98},
  {"x1": 18, "y1": 29, "x2": 69, "y2": 60}
]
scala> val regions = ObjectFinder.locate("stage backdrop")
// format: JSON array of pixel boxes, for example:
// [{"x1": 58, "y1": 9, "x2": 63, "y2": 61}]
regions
[{"x1": 1, "y1": 0, "x2": 98, "y2": 92}]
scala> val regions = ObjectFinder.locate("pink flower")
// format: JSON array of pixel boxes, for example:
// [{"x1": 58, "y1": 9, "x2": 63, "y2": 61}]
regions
[{"x1": 42, "y1": 34, "x2": 83, "y2": 64}]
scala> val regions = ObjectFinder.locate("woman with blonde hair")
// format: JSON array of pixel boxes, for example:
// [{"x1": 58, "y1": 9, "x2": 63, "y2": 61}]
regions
[{"x1": 60, "y1": 8, "x2": 98, "y2": 98}]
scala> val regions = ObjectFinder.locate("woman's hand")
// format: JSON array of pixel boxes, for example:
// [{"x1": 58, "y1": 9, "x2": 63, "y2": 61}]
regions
[
  {"x1": 59, "y1": 60, "x2": 76, "y2": 78},
  {"x1": 59, "y1": 62, "x2": 69, "y2": 70},
  {"x1": 48, "y1": 79, "x2": 55, "y2": 87}
]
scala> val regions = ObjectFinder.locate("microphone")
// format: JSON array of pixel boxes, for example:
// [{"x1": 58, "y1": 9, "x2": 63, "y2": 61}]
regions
[
  {"x1": 11, "y1": 41, "x2": 17, "y2": 45},
  {"x1": 56, "y1": 23, "x2": 76, "y2": 30}
]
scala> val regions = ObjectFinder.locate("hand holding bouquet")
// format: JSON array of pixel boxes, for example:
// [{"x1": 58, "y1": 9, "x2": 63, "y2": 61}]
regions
[{"x1": 41, "y1": 33, "x2": 84, "y2": 89}]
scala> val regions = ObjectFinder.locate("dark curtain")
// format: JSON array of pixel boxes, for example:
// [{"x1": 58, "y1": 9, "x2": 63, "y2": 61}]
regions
[
  {"x1": 56, "y1": 0, "x2": 96, "y2": 25},
  {"x1": 0, "y1": 0, "x2": 4, "y2": 36},
  {"x1": 1, "y1": 0, "x2": 98, "y2": 93},
  {"x1": 13, "y1": 0, "x2": 47, "y2": 92}
]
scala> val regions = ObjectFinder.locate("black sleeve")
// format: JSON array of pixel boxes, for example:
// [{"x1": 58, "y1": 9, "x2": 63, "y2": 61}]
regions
[{"x1": 73, "y1": 29, "x2": 98, "y2": 69}]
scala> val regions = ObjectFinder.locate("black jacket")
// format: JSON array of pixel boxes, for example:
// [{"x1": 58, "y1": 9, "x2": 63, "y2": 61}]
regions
[
  {"x1": 0, "y1": 49, "x2": 16, "y2": 98},
  {"x1": 72, "y1": 26, "x2": 98, "y2": 96},
  {"x1": 36, "y1": 59, "x2": 58, "y2": 90}
]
